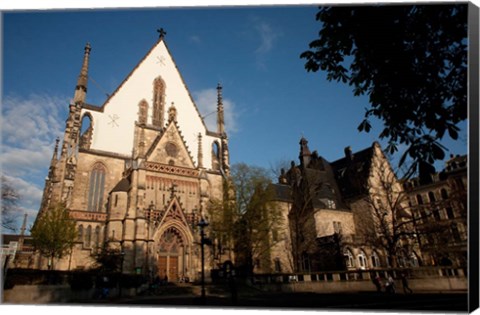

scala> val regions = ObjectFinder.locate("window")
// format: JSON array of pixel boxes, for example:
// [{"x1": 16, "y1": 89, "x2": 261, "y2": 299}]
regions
[
  {"x1": 274, "y1": 258, "x2": 282, "y2": 273},
  {"x1": 371, "y1": 251, "x2": 381, "y2": 268},
  {"x1": 441, "y1": 189, "x2": 449, "y2": 200},
  {"x1": 78, "y1": 225, "x2": 84, "y2": 242},
  {"x1": 428, "y1": 191, "x2": 436, "y2": 203},
  {"x1": 358, "y1": 250, "x2": 367, "y2": 269},
  {"x1": 433, "y1": 209, "x2": 441, "y2": 221},
  {"x1": 416, "y1": 194, "x2": 424, "y2": 205},
  {"x1": 94, "y1": 226, "x2": 101, "y2": 248},
  {"x1": 85, "y1": 225, "x2": 92, "y2": 248},
  {"x1": 344, "y1": 249, "x2": 355, "y2": 268},
  {"x1": 451, "y1": 224, "x2": 461, "y2": 242},
  {"x1": 327, "y1": 199, "x2": 336, "y2": 209},
  {"x1": 88, "y1": 163, "x2": 106, "y2": 212},
  {"x1": 446, "y1": 207, "x2": 455, "y2": 219}
]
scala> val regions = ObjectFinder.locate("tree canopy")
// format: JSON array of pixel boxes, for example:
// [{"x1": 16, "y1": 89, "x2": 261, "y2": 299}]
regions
[
  {"x1": 301, "y1": 4, "x2": 468, "y2": 177},
  {"x1": 31, "y1": 202, "x2": 77, "y2": 269},
  {"x1": 1, "y1": 175, "x2": 20, "y2": 231}
]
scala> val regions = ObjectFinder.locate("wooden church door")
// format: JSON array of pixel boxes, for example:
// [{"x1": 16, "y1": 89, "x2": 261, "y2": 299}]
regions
[{"x1": 157, "y1": 227, "x2": 184, "y2": 282}]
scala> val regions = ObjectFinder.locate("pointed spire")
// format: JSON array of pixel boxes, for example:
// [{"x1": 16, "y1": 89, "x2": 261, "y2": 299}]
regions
[
  {"x1": 73, "y1": 42, "x2": 91, "y2": 104},
  {"x1": 299, "y1": 137, "x2": 312, "y2": 166},
  {"x1": 216, "y1": 83, "x2": 225, "y2": 135},
  {"x1": 20, "y1": 213, "x2": 28, "y2": 236}
]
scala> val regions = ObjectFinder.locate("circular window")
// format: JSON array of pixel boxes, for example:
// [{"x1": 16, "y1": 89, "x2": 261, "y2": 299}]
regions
[{"x1": 165, "y1": 142, "x2": 178, "y2": 157}]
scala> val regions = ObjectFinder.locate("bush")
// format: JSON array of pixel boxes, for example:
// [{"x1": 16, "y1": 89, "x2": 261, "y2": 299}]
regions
[{"x1": 69, "y1": 272, "x2": 94, "y2": 291}]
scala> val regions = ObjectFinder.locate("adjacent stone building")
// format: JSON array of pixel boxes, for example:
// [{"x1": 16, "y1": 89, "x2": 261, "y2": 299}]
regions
[
  {"x1": 264, "y1": 139, "x2": 421, "y2": 273},
  {"x1": 34, "y1": 32, "x2": 231, "y2": 280},
  {"x1": 403, "y1": 154, "x2": 468, "y2": 268}
]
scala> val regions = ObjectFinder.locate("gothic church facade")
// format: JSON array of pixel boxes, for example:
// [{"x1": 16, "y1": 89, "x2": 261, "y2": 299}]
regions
[{"x1": 36, "y1": 32, "x2": 231, "y2": 281}]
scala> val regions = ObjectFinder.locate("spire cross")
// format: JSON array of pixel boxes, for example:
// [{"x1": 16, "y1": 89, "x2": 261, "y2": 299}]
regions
[{"x1": 157, "y1": 28, "x2": 167, "y2": 39}]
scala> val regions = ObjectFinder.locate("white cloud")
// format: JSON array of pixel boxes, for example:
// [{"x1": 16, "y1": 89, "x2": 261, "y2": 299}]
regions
[
  {"x1": 189, "y1": 35, "x2": 202, "y2": 44},
  {"x1": 193, "y1": 88, "x2": 239, "y2": 134},
  {"x1": 254, "y1": 21, "x2": 278, "y2": 55},
  {"x1": 1, "y1": 93, "x2": 67, "y2": 231},
  {"x1": 1, "y1": 94, "x2": 67, "y2": 177}
]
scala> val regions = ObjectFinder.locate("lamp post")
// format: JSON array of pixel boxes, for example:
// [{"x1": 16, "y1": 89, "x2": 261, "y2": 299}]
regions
[{"x1": 197, "y1": 217, "x2": 209, "y2": 303}]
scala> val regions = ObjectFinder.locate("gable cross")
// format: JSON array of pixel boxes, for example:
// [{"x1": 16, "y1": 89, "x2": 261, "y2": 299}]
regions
[{"x1": 157, "y1": 28, "x2": 167, "y2": 39}]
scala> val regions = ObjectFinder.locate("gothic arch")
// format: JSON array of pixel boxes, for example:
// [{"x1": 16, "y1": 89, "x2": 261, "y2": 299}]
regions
[
  {"x1": 79, "y1": 112, "x2": 94, "y2": 149},
  {"x1": 152, "y1": 76, "x2": 166, "y2": 127},
  {"x1": 212, "y1": 141, "x2": 221, "y2": 170},
  {"x1": 87, "y1": 162, "x2": 107, "y2": 212},
  {"x1": 153, "y1": 222, "x2": 194, "y2": 282}
]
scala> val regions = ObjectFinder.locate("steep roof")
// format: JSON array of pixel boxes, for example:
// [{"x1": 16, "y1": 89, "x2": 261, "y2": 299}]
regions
[
  {"x1": 330, "y1": 145, "x2": 375, "y2": 200},
  {"x1": 269, "y1": 183, "x2": 293, "y2": 202},
  {"x1": 111, "y1": 177, "x2": 130, "y2": 192}
]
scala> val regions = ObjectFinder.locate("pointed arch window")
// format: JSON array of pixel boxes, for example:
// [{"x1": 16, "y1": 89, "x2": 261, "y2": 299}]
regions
[
  {"x1": 152, "y1": 77, "x2": 166, "y2": 127},
  {"x1": 78, "y1": 225, "x2": 84, "y2": 242},
  {"x1": 88, "y1": 163, "x2": 106, "y2": 212},
  {"x1": 79, "y1": 113, "x2": 93, "y2": 149},
  {"x1": 85, "y1": 225, "x2": 92, "y2": 248},
  {"x1": 212, "y1": 141, "x2": 221, "y2": 170},
  {"x1": 344, "y1": 249, "x2": 355, "y2": 268}
]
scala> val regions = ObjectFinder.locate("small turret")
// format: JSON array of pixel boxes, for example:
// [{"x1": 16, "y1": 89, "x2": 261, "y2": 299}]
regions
[{"x1": 299, "y1": 137, "x2": 312, "y2": 167}]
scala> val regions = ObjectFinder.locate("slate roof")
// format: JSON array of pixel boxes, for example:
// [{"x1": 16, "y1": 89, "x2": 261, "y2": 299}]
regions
[
  {"x1": 330, "y1": 145, "x2": 375, "y2": 200},
  {"x1": 269, "y1": 183, "x2": 292, "y2": 202},
  {"x1": 111, "y1": 177, "x2": 130, "y2": 192}
]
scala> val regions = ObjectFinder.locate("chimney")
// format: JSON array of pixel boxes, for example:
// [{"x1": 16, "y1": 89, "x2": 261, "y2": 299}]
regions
[{"x1": 344, "y1": 146, "x2": 353, "y2": 161}]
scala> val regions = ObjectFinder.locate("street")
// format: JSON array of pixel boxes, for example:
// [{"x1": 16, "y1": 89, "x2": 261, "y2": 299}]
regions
[{"x1": 76, "y1": 285, "x2": 469, "y2": 312}]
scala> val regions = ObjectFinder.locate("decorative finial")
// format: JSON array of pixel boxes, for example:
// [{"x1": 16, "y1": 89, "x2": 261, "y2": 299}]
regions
[
  {"x1": 157, "y1": 28, "x2": 167, "y2": 40},
  {"x1": 168, "y1": 102, "x2": 177, "y2": 122}
]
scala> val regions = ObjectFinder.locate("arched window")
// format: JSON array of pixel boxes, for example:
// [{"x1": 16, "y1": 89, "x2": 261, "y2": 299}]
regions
[
  {"x1": 358, "y1": 250, "x2": 368, "y2": 269},
  {"x1": 78, "y1": 225, "x2": 84, "y2": 242},
  {"x1": 428, "y1": 191, "x2": 436, "y2": 203},
  {"x1": 416, "y1": 194, "x2": 423, "y2": 205},
  {"x1": 371, "y1": 251, "x2": 381, "y2": 268},
  {"x1": 152, "y1": 77, "x2": 166, "y2": 127},
  {"x1": 85, "y1": 225, "x2": 92, "y2": 248},
  {"x1": 212, "y1": 141, "x2": 221, "y2": 170},
  {"x1": 88, "y1": 163, "x2": 106, "y2": 212},
  {"x1": 344, "y1": 249, "x2": 355, "y2": 268},
  {"x1": 79, "y1": 113, "x2": 93, "y2": 149},
  {"x1": 441, "y1": 189, "x2": 449, "y2": 200},
  {"x1": 94, "y1": 226, "x2": 101, "y2": 248}
]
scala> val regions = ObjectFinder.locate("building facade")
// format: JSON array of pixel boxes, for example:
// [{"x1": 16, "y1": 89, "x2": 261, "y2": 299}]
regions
[
  {"x1": 34, "y1": 32, "x2": 231, "y2": 280},
  {"x1": 265, "y1": 139, "x2": 421, "y2": 274},
  {"x1": 403, "y1": 154, "x2": 468, "y2": 268}
]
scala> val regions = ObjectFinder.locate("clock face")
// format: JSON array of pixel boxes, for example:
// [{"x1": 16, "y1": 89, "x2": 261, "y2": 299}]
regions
[{"x1": 165, "y1": 142, "x2": 178, "y2": 157}]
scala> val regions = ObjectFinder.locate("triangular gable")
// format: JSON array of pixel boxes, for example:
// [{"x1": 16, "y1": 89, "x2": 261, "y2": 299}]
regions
[
  {"x1": 156, "y1": 195, "x2": 191, "y2": 230},
  {"x1": 145, "y1": 121, "x2": 195, "y2": 168},
  {"x1": 96, "y1": 38, "x2": 208, "y2": 131}
]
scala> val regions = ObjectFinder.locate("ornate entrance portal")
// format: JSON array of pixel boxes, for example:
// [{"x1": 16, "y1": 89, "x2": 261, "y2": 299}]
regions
[{"x1": 157, "y1": 227, "x2": 189, "y2": 282}]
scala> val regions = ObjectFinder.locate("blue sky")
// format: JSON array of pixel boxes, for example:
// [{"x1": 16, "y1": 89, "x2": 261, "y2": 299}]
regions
[{"x1": 1, "y1": 3, "x2": 469, "y2": 231}]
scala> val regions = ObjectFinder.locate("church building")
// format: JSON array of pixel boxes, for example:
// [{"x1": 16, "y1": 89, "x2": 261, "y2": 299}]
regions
[{"x1": 35, "y1": 30, "x2": 231, "y2": 281}]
